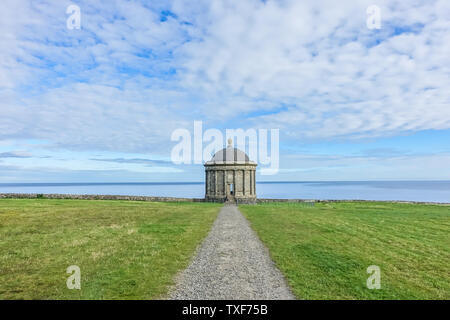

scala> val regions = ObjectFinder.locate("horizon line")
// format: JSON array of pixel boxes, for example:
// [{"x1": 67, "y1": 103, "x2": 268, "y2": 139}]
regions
[{"x1": 1, "y1": 180, "x2": 450, "y2": 186}]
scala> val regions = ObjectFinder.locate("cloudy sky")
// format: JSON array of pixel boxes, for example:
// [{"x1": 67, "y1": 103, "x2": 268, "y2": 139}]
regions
[{"x1": 0, "y1": 0, "x2": 449, "y2": 182}]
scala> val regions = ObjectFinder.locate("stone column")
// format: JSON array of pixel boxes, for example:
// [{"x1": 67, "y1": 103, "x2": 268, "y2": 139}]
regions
[
  {"x1": 242, "y1": 169, "x2": 245, "y2": 195},
  {"x1": 253, "y1": 169, "x2": 256, "y2": 195},
  {"x1": 205, "y1": 170, "x2": 208, "y2": 197},
  {"x1": 214, "y1": 170, "x2": 218, "y2": 196},
  {"x1": 223, "y1": 170, "x2": 226, "y2": 197},
  {"x1": 233, "y1": 169, "x2": 236, "y2": 195},
  {"x1": 249, "y1": 169, "x2": 252, "y2": 195}
]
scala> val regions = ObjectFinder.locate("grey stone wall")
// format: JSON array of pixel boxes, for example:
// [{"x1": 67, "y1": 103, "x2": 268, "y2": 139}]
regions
[
  {"x1": 0, "y1": 193, "x2": 447, "y2": 205},
  {"x1": 255, "y1": 198, "x2": 450, "y2": 205},
  {"x1": 0, "y1": 193, "x2": 204, "y2": 202}
]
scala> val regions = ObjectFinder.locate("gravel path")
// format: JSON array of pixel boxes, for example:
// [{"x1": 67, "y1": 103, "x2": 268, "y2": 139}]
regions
[{"x1": 169, "y1": 204, "x2": 295, "y2": 300}]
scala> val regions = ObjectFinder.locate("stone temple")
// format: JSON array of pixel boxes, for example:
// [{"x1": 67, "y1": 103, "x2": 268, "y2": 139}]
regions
[{"x1": 204, "y1": 139, "x2": 257, "y2": 203}]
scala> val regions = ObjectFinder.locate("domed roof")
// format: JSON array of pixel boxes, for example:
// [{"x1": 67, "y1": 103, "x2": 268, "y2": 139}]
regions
[
  {"x1": 205, "y1": 139, "x2": 256, "y2": 165},
  {"x1": 211, "y1": 147, "x2": 249, "y2": 162}
]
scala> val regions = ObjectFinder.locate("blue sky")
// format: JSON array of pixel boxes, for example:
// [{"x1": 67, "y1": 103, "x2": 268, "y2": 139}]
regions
[{"x1": 0, "y1": 0, "x2": 449, "y2": 182}]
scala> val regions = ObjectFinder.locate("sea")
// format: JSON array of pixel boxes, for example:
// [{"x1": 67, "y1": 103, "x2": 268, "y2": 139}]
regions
[{"x1": 0, "y1": 181, "x2": 449, "y2": 203}]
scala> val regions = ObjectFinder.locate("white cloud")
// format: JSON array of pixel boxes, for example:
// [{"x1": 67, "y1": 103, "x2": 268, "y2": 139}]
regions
[
  {"x1": 173, "y1": 0, "x2": 450, "y2": 139},
  {"x1": 0, "y1": 151, "x2": 32, "y2": 158},
  {"x1": 0, "y1": 0, "x2": 449, "y2": 161}
]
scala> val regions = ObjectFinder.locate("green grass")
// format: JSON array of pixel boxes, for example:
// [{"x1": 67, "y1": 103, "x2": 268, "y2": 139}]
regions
[
  {"x1": 0, "y1": 199, "x2": 221, "y2": 299},
  {"x1": 240, "y1": 202, "x2": 450, "y2": 299}
]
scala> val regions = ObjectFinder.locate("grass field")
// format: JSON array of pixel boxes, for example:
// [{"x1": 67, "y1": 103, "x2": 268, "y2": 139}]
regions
[
  {"x1": 0, "y1": 199, "x2": 221, "y2": 299},
  {"x1": 240, "y1": 202, "x2": 450, "y2": 299}
]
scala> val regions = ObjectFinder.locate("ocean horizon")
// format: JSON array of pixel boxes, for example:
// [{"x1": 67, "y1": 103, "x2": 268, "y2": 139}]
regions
[{"x1": 0, "y1": 180, "x2": 449, "y2": 203}]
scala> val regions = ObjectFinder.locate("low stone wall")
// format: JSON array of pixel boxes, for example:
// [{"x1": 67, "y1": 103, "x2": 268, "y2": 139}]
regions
[
  {"x1": 0, "y1": 193, "x2": 204, "y2": 202},
  {"x1": 257, "y1": 198, "x2": 315, "y2": 203},
  {"x1": 0, "y1": 193, "x2": 448, "y2": 205},
  {"x1": 257, "y1": 198, "x2": 449, "y2": 205}
]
